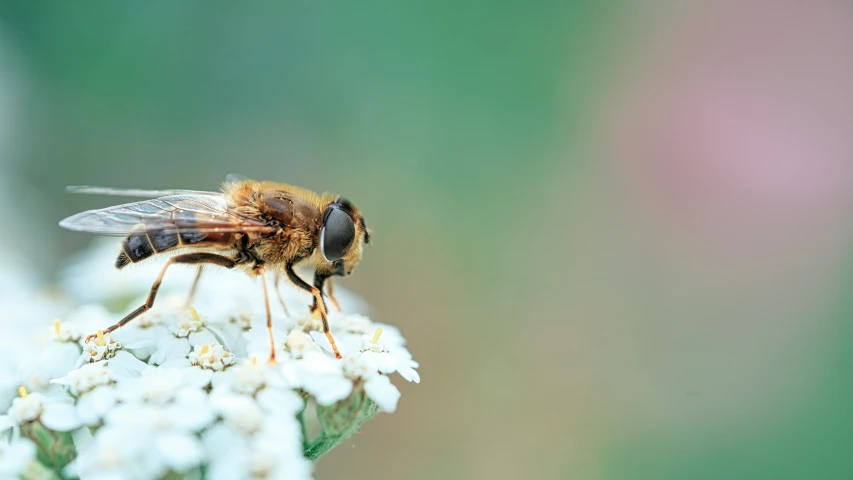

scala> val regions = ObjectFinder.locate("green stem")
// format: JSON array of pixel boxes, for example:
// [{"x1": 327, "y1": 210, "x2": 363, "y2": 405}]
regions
[{"x1": 296, "y1": 407, "x2": 309, "y2": 452}]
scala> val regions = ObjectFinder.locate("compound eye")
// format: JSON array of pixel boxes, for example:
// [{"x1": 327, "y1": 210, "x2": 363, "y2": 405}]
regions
[{"x1": 321, "y1": 206, "x2": 355, "y2": 261}]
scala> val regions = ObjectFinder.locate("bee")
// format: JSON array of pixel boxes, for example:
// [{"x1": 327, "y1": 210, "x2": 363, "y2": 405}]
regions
[{"x1": 59, "y1": 178, "x2": 371, "y2": 360}]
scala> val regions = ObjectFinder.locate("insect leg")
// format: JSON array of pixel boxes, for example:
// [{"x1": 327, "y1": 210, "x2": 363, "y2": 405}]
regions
[
  {"x1": 272, "y1": 273, "x2": 291, "y2": 317},
  {"x1": 286, "y1": 264, "x2": 342, "y2": 359},
  {"x1": 311, "y1": 272, "x2": 342, "y2": 314},
  {"x1": 255, "y1": 265, "x2": 277, "y2": 364},
  {"x1": 325, "y1": 277, "x2": 343, "y2": 313},
  {"x1": 184, "y1": 265, "x2": 205, "y2": 308},
  {"x1": 84, "y1": 253, "x2": 236, "y2": 343}
]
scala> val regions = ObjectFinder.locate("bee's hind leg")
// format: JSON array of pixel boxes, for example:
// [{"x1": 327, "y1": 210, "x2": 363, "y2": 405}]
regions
[
  {"x1": 273, "y1": 274, "x2": 291, "y2": 317},
  {"x1": 255, "y1": 264, "x2": 278, "y2": 364},
  {"x1": 184, "y1": 265, "x2": 204, "y2": 308},
  {"x1": 85, "y1": 254, "x2": 235, "y2": 343}
]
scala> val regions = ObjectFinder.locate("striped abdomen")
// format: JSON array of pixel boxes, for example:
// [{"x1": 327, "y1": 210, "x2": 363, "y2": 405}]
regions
[{"x1": 115, "y1": 229, "x2": 235, "y2": 268}]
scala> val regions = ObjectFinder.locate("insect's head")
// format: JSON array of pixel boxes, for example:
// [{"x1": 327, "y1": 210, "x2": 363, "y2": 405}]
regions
[{"x1": 320, "y1": 199, "x2": 369, "y2": 276}]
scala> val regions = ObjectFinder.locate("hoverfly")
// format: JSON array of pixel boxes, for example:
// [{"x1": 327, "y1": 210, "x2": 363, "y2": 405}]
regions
[{"x1": 59, "y1": 178, "x2": 371, "y2": 360}]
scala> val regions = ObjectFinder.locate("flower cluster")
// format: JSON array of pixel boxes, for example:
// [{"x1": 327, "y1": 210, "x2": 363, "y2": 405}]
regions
[{"x1": 0, "y1": 240, "x2": 418, "y2": 479}]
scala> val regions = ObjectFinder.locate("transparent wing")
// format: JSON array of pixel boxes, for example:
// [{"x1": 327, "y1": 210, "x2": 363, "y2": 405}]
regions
[
  {"x1": 66, "y1": 185, "x2": 218, "y2": 198},
  {"x1": 59, "y1": 194, "x2": 275, "y2": 236}
]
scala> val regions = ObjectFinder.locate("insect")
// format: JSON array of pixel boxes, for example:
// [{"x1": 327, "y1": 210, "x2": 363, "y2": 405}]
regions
[{"x1": 59, "y1": 178, "x2": 371, "y2": 361}]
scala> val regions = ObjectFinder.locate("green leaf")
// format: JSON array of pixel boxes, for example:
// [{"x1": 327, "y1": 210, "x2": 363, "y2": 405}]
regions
[{"x1": 304, "y1": 387, "x2": 378, "y2": 461}]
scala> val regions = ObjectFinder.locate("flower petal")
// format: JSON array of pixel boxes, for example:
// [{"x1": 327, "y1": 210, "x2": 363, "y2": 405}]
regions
[
  {"x1": 305, "y1": 376, "x2": 353, "y2": 406},
  {"x1": 169, "y1": 391, "x2": 215, "y2": 431},
  {"x1": 188, "y1": 329, "x2": 218, "y2": 347},
  {"x1": 149, "y1": 336, "x2": 190, "y2": 365},
  {"x1": 40, "y1": 403, "x2": 82, "y2": 431},
  {"x1": 364, "y1": 375, "x2": 400, "y2": 413},
  {"x1": 158, "y1": 358, "x2": 192, "y2": 369},
  {"x1": 77, "y1": 387, "x2": 117, "y2": 425},
  {"x1": 256, "y1": 388, "x2": 304, "y2": 415},
  {"x1": 397, "y1": 365, "x2": 421, "y2": 383},
  {"x1": 178, "y1": 367, "x2": 213, "y2": 389},
  {"x1": 154, "y1": 432, "x2": 204, "y2": 471},
  {"x1": 0, "y1": 415, "x2": 15, "y2": 432},
  {"x1": 107, "y1": 351, "x2": 147, "y2": 378},
  {"x1": 0, "y1": 438, "x2": 35, "y2": 476}
]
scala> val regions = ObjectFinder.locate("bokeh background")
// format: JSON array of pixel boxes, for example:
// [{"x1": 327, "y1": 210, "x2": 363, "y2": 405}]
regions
[{"x1": 1, "y1": 1, "x2": 852, "y2": 478}]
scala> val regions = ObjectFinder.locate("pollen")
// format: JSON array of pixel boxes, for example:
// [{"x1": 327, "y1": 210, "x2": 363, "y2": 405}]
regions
[
  {"x1": 17, "y1": 385, "x2": 28, "y2": 398},
  {"x1": 200, "y1": 344, "x2": 210, "y2": 356},
  {"x1": 53, "y1": 319, "x2": 62, "y2": 336},
  {"x1": 189, "y1": 307, "x2": 201, "y2": 322},
  {"x1": 371, "y1": 327, "x2": 383, "y2": 344},
  {"x1": 96, "y1": 330, "x2": 106, "y2": 347}
]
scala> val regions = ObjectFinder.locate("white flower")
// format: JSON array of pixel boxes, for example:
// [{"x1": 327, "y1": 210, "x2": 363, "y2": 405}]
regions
[
  {"x1": 51, "y1": 318, "x2": 80, "y2": 343},
  {"x1": 51, "y1": 363, "x2": 118, "y2": 426},
  {"x1": 3, "y1": 389, "x2": 81, "y2": 432},
  {"x1": 22, "y1": 238, "x2": 421, "y2": 477},
  {"x1": 243, "y1": 324, "x2": 289, "y2": 361},
  {"x1": 307, "y1": 329, "x2": 358, "y2": 358},
  {"x1": 83, "y1": 331, "x2": 120, "y2": 363},
  {"x1": 188, "y1": 343, "x2": 235, "y2": 371},
  {"x1": 362, "y1": 374, "x2": 401, "y2": 413},
  {"x1": 0, "y1": 438, "x2": 36, "y2": 478},
  {"x1": 286, "y1": 329, "x2": 322, "y2": 359},
  {"x1": 61, "y1": 304, "x2": 117, "y2": 341},
  {"x1": 23, "y1": 340, "x2": 82, "y2": 395},
  {"x1": 147, "y1": 308, "x2": 233, "y2": 366},
  {"x1": 102, "y1": 351, "x2": 148, "y2": 379},
  {"x1": 108, "y1": 390, "x2": 214, "y2": 432},
  {"x1": 255, "y1": 387, "x2": 305, "y2": 417},
  {"x1": 0, "y1": 360, "x2": 21, "y2": 412},
  {"x1": 111, "y1": 322, "x2": 170, "y2": 357},
  {"x1": 74, "y1": 386, "x2": 118, "y2": 426},
  {"x1": 173, "y1": 308, "x2": 205, "y2": 337},
  {"x1": 340, "y1": 354, "x2": 402, "y2": 413},
  {"x1": 71, "y1": 374, "x2": 215, "y2": 479},
  {"x1": 114, "y1": 367, "x2": 211, "y2": 404},
  {"x1": 296, "y1": 351, "x2": 352, "y2": 406},
  {"x1": 72, "y1": 411, "x2": 205, "y2": 480},
  {"x1": 359, "y1": 327, "x2": 420, "y2": 383},
  {"x1": 204, "y1": 423, "x2": 311, "y2": 480},
  {"x1": 291, "y1": 312, "x2": 324, "y2": 333},
  {"x1": 6, "y1": 391, "x2": 42, "y2": 424},
  {"x1": 210, "y1": 393, "x2": 264, "y2": 434},
  {"x1": 206, "y1": 377, "x2": 307, "y2": 479},
  {"x1": 333, "y1": 312, "x2": 374, "y2": 335},
  {"x1": 212, "y1": 358, "x2": 296, "y2": 395},
  {"x1": 148, "y1": 334, "x2": 193, "y2": 366},
  {"x1": 51, "y1": 361, "x2": 112, "y2": 396},
  {"x1": 245, "y1": 438, "x2": 312, "y2": 480}
]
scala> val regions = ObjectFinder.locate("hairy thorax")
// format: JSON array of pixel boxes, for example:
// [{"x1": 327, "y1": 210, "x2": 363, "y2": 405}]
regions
[{"x1": 228, "y1": 181, "x2": 324, "y2": 267}]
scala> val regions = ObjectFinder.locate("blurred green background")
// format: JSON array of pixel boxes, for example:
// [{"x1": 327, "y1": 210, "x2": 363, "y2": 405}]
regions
[{"x1": 0, "y1": 2, "x2": 852, "y2": 478}]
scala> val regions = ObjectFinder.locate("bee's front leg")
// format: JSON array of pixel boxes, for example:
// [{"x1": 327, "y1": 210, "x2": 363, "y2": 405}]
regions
[
  {"x1": 286, "y1": 264, "x2": 342, "y2": 359},
  {"x1": 325, "y1": 277, "x2": 342, "y2": 313},
  {"x1": 311, "y1": 271, "x2": 342, "y2": 315}
]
